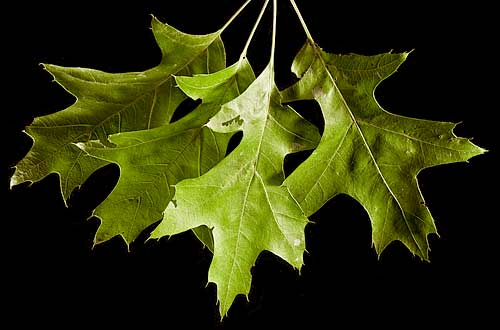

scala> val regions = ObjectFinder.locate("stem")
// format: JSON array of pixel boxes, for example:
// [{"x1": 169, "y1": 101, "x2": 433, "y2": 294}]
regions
[
  {"x1": 288, "y1": 0, "x2": 314, "y2": 43},
  {"x1": 269, "y1": 0, "x2": 277, "y2": 71},
  {"x1": 240, "y1": 0, "x2": 270, "y2": 60},
  {"x1": 220, "y1": 0, "x2": 253, "y2": 32}
]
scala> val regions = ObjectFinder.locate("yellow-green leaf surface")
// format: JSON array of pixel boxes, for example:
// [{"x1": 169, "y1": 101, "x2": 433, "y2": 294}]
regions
[
  {"x1": 283, "y1": 42, "x2": 486, "y2": 259},
  {"x1": 151, "y1": 63, "x2": 321, "y2": 317},
  {"x1": 174, "y1": 59, "x2": 256, "y2": 250},
  {"x1": 83, "y1": 59, "x2": 255, "y2": 244},
  {"x1": 11, "y1": 16, "x2": 226, "y2": 244}
]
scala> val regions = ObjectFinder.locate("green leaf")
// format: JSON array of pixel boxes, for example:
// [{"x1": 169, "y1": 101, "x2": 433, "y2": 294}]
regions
[
  {"x1": 150, "y1": 63, "x2": 321, "y2": 317},
  {"x1": 11, "y1": 16, "x2": 225, "y2": 202},
  {"x1": 82, "y1": 59, "x2": 256, "y2": 244},
  {"x1": 283, "y1": 42, "x2": 486, "y2": 259},
  {"x1": 82, "y1": 127, "x2": 232, "y2": 244},
  {"x1": 174, "y1": 59, "x2": 257, "y2": 250}
]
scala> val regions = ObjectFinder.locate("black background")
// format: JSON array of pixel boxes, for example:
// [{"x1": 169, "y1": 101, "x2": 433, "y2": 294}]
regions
[{"x1": 4, "y1": 1, "x2": 497, "y2": 328}]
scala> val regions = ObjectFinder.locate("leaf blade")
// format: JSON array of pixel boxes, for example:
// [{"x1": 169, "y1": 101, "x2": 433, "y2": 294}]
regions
[
  {"x1": 283, "y1": 42, "x2": 485, "y2": 258},
  {"x1": 151, "y1": 64, "x2": 320, "y2": 317},
  {"x1": 12, "y1": 17, "x2": 228, "y2": 244}
]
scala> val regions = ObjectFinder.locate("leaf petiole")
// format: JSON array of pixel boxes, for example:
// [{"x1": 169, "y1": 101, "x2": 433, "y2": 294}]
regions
[
  {"x1": 240, "y1": 0, "x2": 270, "y2": 61},
  {"x1": 220, "y1": 0, "x2": 254, "y2": 32},
  {"x1": 288, "y1": 0, "x2": 315, "y2": 43},
  {"x1": 269, "y1": 0, "x2": 277, "y2": 71}
]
